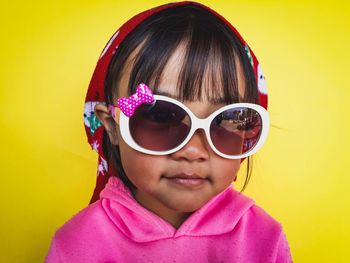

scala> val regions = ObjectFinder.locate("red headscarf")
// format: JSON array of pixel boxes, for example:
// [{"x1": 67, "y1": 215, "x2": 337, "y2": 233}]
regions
[{"x1": 83, "y1": 1, "x2": 268, "y2": 204}]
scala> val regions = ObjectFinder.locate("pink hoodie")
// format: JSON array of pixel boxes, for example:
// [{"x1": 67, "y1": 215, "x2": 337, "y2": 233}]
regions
[{"x1": 45, "y1": 176, "x2": 293, "y2": 262}]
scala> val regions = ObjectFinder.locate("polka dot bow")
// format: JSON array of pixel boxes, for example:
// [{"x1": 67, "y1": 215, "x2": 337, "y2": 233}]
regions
[{"x1": 117, "y1": 83, "x2": 154, "y2": 117}]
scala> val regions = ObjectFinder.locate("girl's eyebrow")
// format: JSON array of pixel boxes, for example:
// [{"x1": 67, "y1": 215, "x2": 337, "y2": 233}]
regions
[{"x1": 154, "y1": 90, "x2": 242, "y2": 105}]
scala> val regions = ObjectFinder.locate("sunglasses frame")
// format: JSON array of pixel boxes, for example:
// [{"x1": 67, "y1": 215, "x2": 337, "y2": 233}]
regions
[{"x1": 108, "y1": 95, "x2": 270, "y2": 159}]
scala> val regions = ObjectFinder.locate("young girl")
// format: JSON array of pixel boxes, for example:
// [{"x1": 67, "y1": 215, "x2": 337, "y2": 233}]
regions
[{"x1": 45, "y1": 1, "x2": 293, "y2": 262}]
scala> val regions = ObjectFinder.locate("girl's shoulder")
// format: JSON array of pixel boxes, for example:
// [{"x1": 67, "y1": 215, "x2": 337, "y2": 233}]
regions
[
  {"x1": 230, "y1": 190, "x2": 284, "y2": 234},
  {"x1": 238, "y1": 200, "x2": 289, "y2": 248},
  {"x1": 52, "y1": 200, "x2": 107, "y2": 244},
  {"x1": 248, "y1": 202, "x2": 284, "y2": 228},
  {"x1": 45, "y1": 200, "x2": 115, "y2": 263}
]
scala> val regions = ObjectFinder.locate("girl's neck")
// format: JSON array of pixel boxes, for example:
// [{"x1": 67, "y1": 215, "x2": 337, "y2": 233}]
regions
[{"x1": 131, "y1": 188, "x2": 192, "y2": 229}]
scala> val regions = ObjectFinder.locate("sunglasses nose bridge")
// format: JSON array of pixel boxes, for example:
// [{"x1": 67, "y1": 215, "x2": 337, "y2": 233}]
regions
[
  {"x1": 191, "y1": 116, "x2": 208, "y2": 128},
  {"x1": 189, "y1": 116, "x2": 211, "y2": 141},
  {"x1": 181, "y1": 116, "x2": 211, "y2": 154}
]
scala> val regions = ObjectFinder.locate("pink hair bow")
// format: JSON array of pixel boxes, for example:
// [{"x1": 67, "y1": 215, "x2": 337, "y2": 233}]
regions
[{"x1": 117, "y1": 83, "x2": 154, "y2": 117}]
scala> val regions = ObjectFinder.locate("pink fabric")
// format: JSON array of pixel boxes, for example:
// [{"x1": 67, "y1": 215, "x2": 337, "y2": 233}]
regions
[{"x1": 45, "y1": 176, "x2": 293, "y2": 262}]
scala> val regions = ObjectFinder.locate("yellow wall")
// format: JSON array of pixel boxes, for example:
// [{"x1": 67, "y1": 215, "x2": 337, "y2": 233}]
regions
[{"x1": 1, "y1": 0, "x2": 349, "y2": 262}]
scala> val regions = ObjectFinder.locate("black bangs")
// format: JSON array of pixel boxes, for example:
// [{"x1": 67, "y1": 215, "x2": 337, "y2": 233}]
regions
[{"x1": 105, "y1": 4, "x2": 259, "y2": 106}]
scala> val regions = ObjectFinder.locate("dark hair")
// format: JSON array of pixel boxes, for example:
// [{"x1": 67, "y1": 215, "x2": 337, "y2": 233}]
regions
[{"x1": 103, "y1": 4, "x2": 258, "y2": 193}]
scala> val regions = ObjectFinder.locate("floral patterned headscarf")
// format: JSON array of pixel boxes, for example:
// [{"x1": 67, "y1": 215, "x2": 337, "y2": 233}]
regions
[{"x1": 83, "y1": 1, "x2": 268, "y2": 204}]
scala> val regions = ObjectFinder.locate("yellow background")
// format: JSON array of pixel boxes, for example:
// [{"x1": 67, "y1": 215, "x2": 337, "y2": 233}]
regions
[{"x1": 1, "y1": 0, "x2": 349, "y2": 262}]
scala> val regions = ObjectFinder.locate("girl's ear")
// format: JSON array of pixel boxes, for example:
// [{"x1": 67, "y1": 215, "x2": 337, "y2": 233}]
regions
[{"x1": 94, "y1": 104, "x2": 119, "y2": 145}]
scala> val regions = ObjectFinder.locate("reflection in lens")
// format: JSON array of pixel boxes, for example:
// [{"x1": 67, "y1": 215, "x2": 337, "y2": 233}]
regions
[
  {"x1": 210, "y1": 107, "x2": 262, "y2": 155},
  {"x1": 129, "y1": 100, "x2": 191, "y2": 151}
]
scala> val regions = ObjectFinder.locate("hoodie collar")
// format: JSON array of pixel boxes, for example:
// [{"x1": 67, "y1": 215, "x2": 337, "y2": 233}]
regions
[{"x1": 99, "y1": 176, "x2": 255, "y2": 243}]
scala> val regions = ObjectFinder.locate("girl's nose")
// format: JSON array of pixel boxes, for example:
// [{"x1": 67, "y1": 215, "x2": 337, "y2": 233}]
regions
[{"x1": 170, "y1": 129, "x2": 210, "y2": 162}]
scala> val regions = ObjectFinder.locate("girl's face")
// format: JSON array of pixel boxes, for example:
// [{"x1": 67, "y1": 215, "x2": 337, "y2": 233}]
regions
[{"x1": 96, "y1": 43, "x2": 246, "y2": 228}]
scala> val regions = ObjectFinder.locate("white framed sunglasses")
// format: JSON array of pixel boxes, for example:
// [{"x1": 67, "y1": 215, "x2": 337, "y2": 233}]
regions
[{"x1": 108, "y1": 93, "x2": 269, "y2": 159}]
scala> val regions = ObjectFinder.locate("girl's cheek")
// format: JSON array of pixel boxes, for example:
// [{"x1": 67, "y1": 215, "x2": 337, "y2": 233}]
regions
[
  {"x1": 212, "y1": 158, "x2": 241, "y2": 182},
  {"x1": 120, "y1": 144, "x2": 165, "y2": 176}
]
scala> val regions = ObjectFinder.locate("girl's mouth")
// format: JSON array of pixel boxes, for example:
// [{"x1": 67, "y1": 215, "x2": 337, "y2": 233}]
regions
[{"x1": 163, "y1": 173, "x2": 208, "y2": 188}]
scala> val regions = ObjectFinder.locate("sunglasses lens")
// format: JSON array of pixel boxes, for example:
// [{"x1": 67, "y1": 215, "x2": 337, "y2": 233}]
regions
[
  {"x1": 210, "y1": 107, "x2": 263, "y2": 156},
  {"x1": 129, "y1": 100, "x2": 191, "y2": 151}
]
